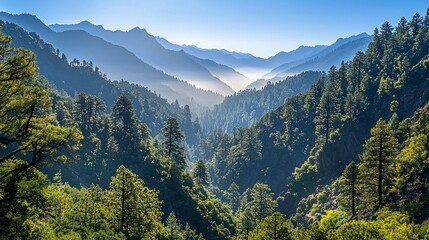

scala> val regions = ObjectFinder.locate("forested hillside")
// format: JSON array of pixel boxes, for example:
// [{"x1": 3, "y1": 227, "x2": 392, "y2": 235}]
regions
[
  {"x1": 0, "y1": 22, "x2": 235, "y2": 239},
  {"x1": 1, "y1": 7, "x2": 429, "y2": 240},
  {"x1": 201, "y1": 71, "x2": 324, "y2": 132},
  {"x1": 2, "y1": 22, "x2": 201, "y2": 139},
  {"x1": 198, "y1": 10, "x2": 429, "y2": 238}
]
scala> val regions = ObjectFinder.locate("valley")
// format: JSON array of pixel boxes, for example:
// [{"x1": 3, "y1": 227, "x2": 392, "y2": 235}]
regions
[{"x1": 0, "y1": 3, "x2": 429, "y2": 240}]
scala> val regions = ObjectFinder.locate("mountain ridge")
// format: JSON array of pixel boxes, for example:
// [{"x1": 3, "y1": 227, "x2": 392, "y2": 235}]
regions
[
  {"x1": 0, "y1": 12, "x2": 224, "y2": 107},
  {"x1": 50, "y1": 21, "x2": 249, "y2": 94}
]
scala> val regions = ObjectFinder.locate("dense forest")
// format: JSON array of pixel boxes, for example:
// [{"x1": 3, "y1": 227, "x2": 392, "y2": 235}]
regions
[
  {"x1": 1, "y1": 8, "x2": 429, "y2": 240},
  {"x1": 200, "y1": 71, "x2": 324, "y2": 132}
]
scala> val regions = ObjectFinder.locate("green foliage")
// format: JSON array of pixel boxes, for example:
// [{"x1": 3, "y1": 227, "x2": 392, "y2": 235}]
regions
[
  {"x1": 305, "y1": 222, "x2": 328, "y2": 240},
  {"x1": 249, "y1": 183, "x2": 278, "y2": 221},
  {"x1": 2, "y1": 7, "x2": 429, "y2": 240},
  {"x1": 319, "y1": 210, "x2": 349, "y2": 234},
  {"x1": 249, "y1": 212, "x2": 293, "y2": 240},
  {"x1": 337, "y1": 161, "x2": 358, "y2": 216},
  {"x1": 314, "y1": 67, "x2": 342, "y2": 148},
  {"x1": 375, "y1": 208, "x2": 421, "y2": 240},
  {"x1": 163, "y1": 117, "x2": 186, "y2": 170},
  {"x1": 193, "y1": 160, "x2": 209, "y2": 186},
  {"x1": 107, "y1": 165, "x2": 163, "y2": 238},
  {"x1": 0, "y1": 25, "x2": 82, "y2": 182},
  {"x1": 359, "y1": 119, "x2": 398, "y2": 210},
  {"x1": 334, "y1": 220, "x2": 384, "y2": 240},
  {"x1": 202, "y1": 71, "x2": 325, "y2": 132},
  {"x1": 166, "y1": 212, "x2": 182, "y2": 239}
]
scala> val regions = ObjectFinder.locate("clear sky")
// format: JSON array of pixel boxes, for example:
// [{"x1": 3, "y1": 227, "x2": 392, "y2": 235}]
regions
[{"x1": 0, "y1": 0, "x2": 427, "y2": 57}]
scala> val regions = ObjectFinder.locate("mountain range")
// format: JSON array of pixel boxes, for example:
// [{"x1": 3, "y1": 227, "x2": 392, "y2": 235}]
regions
[
  {"x1": 0, "y1": 12, "x2": 225, "y2": 107},
  {"x1": 0, "y1": 12, "x2": 372, "y2": 107},
  {"x1": 50, "y1": 21, "x2": 247, "y2": 94},
  {"x1": 2, "y1": 7, "x2": 429, "y2": 240},
  {"x1": 157, "y1": 33, "x2": 372, "y2": 89}
]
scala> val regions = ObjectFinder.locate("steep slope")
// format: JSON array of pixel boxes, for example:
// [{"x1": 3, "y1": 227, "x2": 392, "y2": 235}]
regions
[
  {"x1": 205, "y1": 15, "x2": 429, "y2": 222},
  {"x1": 200, "y1": 71, "x2": 325, "y2": 132},
  {"x1": 50, "y1": 21, "x2": 235, "y2": 95},
  {"x1": 2, "y1": 21, "x2": 201, "y2": 137},
  {"x1": 0, "y1": 22, "x2": 235, "y2": 239},
  {"x1": 0, "y1": 12, "x2": 224, "y2": 107}
]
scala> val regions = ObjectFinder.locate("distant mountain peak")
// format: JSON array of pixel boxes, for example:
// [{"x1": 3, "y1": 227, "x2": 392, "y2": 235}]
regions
[
  {"x1": 332, "y1": 32, "x2": 370, "y2": 45},
  {"x1": 77, "y1": 20, "x2": 104, "y2": 29}
]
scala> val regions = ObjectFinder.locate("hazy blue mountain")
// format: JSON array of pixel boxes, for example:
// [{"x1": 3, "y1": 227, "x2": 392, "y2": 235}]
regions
[
  {"x1": 50, "y1": 21, "x2": 236, "y2": 95},
  {"x1": 265, "y1": 33, "x2": 372, "y2": 78},
  {"x1": 219, "y1": 49, "x2": 254, "y2": 59},
  {"x1": 157, "y1": 33, "x2": 370, "y2": 83},
  {"x1": 282, "y1": 36, "x2": 372, "y2": 76},
  {"x1": 245, "y1": 79, "x2": 270, "y2": 90},
  {"x1": 264, "y1": 45, "x2": 327, "y2": 69},
  {"x1": 190, "y1": 56, "x2": 253, "y2": 91},
  {"x1": 156, "y1": 36, "x2": 263, "y2": 67},
  {"x1": 0, "y1": 12, "x2": 224, "y2": 107}
]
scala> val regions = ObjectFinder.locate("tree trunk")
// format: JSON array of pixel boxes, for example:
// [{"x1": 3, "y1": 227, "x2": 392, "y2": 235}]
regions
[
  {"x1": 378, "y1": 135, "x2": 383, "y2": 208},
  {"x1": 351, "y1": 169, "x2": 356, "y2": 216}
]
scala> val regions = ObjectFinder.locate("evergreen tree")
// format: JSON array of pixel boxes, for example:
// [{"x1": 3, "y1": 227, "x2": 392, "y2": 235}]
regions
[
  {"x1": 193, "y1": 159, "x2": 209, "y2": 186},
  {"x1": 107, "y1": 165, "x2": 162, "y2": 238},
  {"x1": 112, "y1": 94, "x2": 150, "y2": 161},
  {"x1": 112, "y1": 94, "x2": 136, "y2": 133},
  {"x1": 249, "y1": 212, "x2": 293, "y2": 240},
  {"x1": 345, "y1": 52, "x2": 367, "y2": 120},
  {"x1": 249, "y1": 183, "x2": 278, "y2": 221},
  {"x1": 314, "y1": 66, "x2": 341, "y2": 147},
  {"x1": 237, "y1": 206, "x2": 257, "y2": 240},
  {"x1": 338, "y1": 161, "x2": 359, "y2": 216},
  {"x1": 183, "y1": 223, "x2": 199, "y2": 240},
  {"x1": 242, "y1": 127, "x2": 263, "y2": 162},
  {"x1": 73, "y1": 92, "x2": 105, "y2": 132},
  {"x1": 228, "y1": 182, "x2": 241, "y2": 211},
  {"x1": 359, "y1": 119, "x2": 398, "y2": 209},
  {"x1": 167, "y1": 212, "x2": 182, "y2": 240},
  {"x1": 0, "y1": 26, "x2": 82, "y2": 183},
  {"x1": 163, "y1": 117, "x2": 186, "y2": 170}
]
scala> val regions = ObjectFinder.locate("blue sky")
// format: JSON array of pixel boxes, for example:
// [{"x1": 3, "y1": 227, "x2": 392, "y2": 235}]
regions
[{"x1": 1, "y1": 0, "x2": 427, "y2": 57}]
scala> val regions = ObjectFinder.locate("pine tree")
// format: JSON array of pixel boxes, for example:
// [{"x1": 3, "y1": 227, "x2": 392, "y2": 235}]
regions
[
  {"x1": 107, "y1": 165, "x2": 162, "y2": 238},
  {"x1": 237, "y1": 206, "x2": 257, "y2": 240},
  {"x1": 338, "y1": 161, "x2": 359, "y2": 216},
  {"x1": 249, "y1": 183, "x2": 277, "y2": 221},
  {"x1": 0, "y1": 26, "x2": 82, "y2": 183},
  {"x1": 345, "y1": 52, "x2": 367, "y2": 120},
  {"x1": 166, "y1": 212, "x2": 182, "y2": 240},
  {"x1": 315, "y1": 66, "x2": 341, "y2": 147},
  {"x1": 73, "y1": 92, "x2": 105, "y2": 132},
  {"x1": 162, "y1": 117, "x2": 186, "y2": 170},
  {"x1": 183, "y1": 223, "x2": 199, "y2": 240},
  {"x1": 112, "y1": 94, "x2": 150, "y2": 161},
  {"x1": 249, "y1": 212, "x2": 293, "y2": 240},
  {"x1": 112, "y1": 94, "x2": 137, "y2": 133},
  {"x1": 228, "y1": 182, "x2": 241, "y2": 211},
  {"x1": 242, "y1": 128, "x2": 262, "y2": 162},
  {"x1": 193, "y1": 159, "x2": 209, "y2": 186},
  {"x1": 359, "y1": 119, "x2": 398, "y2": 209}
]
